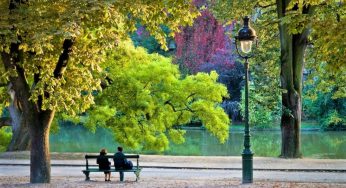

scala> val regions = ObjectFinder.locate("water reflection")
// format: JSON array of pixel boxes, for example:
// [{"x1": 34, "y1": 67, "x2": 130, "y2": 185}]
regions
[{"x1": 50, "y1": 126, "x2": 346, "y2": 159}]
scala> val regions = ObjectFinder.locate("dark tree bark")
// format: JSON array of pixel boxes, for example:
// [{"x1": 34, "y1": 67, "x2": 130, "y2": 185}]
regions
[
  {"x1": 28, "y1": 110, "x2": 55, "y2": 183},
  {"x1": 6, "y1": 89, "x2": 30, "y2": 151},
  {"x1": 277, "y1": 0, "x2": 310, "y2": 158}
]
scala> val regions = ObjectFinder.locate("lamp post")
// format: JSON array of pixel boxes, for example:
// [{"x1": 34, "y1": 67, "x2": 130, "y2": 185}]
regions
[{"x1": 235, "y1": 16, "x2": 257, "y2": 184}]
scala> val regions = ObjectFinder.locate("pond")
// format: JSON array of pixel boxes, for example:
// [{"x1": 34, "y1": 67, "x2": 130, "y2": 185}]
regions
[{"x1": 50, "y1": 125, "x2": 346, "y2": 159}]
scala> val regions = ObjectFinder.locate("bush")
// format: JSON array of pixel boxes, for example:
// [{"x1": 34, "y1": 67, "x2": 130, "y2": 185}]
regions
[
  {"x1": 303, "y1": 91, "x2": 346, "y2": 130},
  {"x1": 320, "y1": 110, "x2": 346, "y2": 130}
]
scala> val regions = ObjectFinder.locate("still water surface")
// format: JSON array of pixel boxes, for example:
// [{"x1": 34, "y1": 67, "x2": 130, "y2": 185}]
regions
[{"x1": 50, "y1": 125, "x2": 346, "y2": 159}]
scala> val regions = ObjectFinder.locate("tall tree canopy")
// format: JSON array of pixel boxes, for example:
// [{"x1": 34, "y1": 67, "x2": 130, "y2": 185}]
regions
[
  {"x1": 0, "y1": 0, "x2": 200, "y2": 183},
  {"x1": 211, "y1": 0, "x2": 345, "y2": 157}
]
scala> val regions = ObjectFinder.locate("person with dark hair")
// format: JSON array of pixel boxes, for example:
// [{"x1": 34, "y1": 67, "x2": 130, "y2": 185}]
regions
[
  {"x1": 114, "y1": 146, "x2": 133, "y2": 181},
  {"x1": 97, "y1": 148, "x2": 111, "y2": 181}
]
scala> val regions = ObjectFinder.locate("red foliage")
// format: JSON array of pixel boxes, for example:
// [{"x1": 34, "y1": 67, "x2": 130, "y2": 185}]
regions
[{"x1": 174, "y1": 8, "x2": 234, "y2": 74}]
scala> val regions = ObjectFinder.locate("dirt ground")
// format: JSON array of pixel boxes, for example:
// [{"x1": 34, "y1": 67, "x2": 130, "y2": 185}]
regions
[{"x1": 1, "y1": 176, "x2": 346, "y2": 188}]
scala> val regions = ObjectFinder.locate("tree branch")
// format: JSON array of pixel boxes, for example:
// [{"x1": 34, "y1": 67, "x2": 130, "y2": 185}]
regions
[
  {"x1": 173, "y1": 111, "x2": 184, "y2": 126},
  {"x1": 256, "y1": 2, "x2": 276, "y2": 9},
  {"x1": 164, "y1": 100, "x2": 177, "y2": 112},
  {"x1": 186, "y1": 93, "x2": 196, "y2": 100},
  {"x1": 33, "y1": 66, "x2": 41, "y2": 85},
  {"x1": 53, "y1": 39, "x2": 74, "y2": 79},
  {"x1": 35, "y1": 39, "x2": 74, "y2": 110},
  {"x1": 0, "y1": 83, "x2": 8, "y2": 88},
  {"x1": 184, "y1": 104, "x2": 195, "y2": 113},
  {"x1": 1, "y1": 41, "x2": 31, "y2": 112},
  {"x1": 164, "y1": 100, "x2": 195, "y2": 113},
  {"x1": 100, "y1": 76, "x2": 113, "y2": 89},
  {"x1": 9, "y1": 0, "x2": 28, "y2": 10},
  {"x1": 0, "y1": 117, "x2": 12, "y2": 128}
]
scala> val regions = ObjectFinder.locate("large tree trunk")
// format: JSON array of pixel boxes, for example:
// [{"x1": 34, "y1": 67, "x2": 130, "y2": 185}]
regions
[
  {"x1": 1, "y1": 44, "x2": 55, "y2": 183},
  {"x1": 277, "y1": 0, "x2": 309, "y2": 158},
  {"x1": 28, "y1": 110, "x2": 55, "y2": 183}
]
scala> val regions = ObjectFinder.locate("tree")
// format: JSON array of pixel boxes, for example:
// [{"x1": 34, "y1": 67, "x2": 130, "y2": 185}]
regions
[
  {"x1": 0, "y1": 0, "x2": 199, "y2": 183},
  {"x1": 175, "y1": 8, "x2": 228, "y2": 74},
  {"x1": 173, "y1": 2, "x2": 246, "y2": 122},
  {"x1": 211, "y1": 0, "x2": 345, "y2": 158},
  {"x1": 73, "y1": 41, "x2": 230, "y2": 151}
]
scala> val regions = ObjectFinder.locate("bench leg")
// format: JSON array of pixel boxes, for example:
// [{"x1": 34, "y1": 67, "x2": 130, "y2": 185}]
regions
[
  {"x1": 135, "y1": 169, "x2": 141, "y2": 181},
  {"x1": 119, "y1": 172, "x2": 124, "y2": 181},
  {"x1": 83, "y1": 171, "x2": 90, "y2": 181}
]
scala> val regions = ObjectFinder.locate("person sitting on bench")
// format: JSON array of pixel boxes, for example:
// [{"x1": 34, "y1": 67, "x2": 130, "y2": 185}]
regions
[
  {"x1": 97, "y1": 148, "x2": 111, "y2": 181},
  {"x1": 114, "y1": 146, "x2": 133, "y2": 181},
  {"x1": 114, "y1": 146, "x2": 133, "y2": 170}
]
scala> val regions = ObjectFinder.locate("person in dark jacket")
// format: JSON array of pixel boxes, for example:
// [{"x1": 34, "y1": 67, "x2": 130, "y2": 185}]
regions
[
  {"x1": 114, "y1": 146, "x2": 133, "y2": 181},
  {"x1": 97, "y1": 148, "x2": 111, "y2": 181}
]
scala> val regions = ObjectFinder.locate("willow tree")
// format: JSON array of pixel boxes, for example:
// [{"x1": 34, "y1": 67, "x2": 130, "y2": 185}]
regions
[
  {"x1": 212, "y1": 0, "x2": 346, "y2": 158},
  {"x1": 0, "y1": 0, "x2": 199, "y2": 183}
]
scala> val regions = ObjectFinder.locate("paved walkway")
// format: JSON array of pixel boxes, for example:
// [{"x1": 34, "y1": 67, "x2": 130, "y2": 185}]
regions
[
  {"x1": 1, "y1": 156, "x2": 346, "y2": 171},
  {"x1": 1, "y1": 155, "x2": 346, "y2": 183}
]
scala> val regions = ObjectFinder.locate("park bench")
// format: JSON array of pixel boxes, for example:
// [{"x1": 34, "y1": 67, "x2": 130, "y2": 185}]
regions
[{"x1": 82, "y1": 154, "x2": 141, "y2": 181}]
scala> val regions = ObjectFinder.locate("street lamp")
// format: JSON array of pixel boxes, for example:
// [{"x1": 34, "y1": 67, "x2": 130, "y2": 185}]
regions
[{"x1": 234, "y1": 16, "x2": 257, "y2": 184}]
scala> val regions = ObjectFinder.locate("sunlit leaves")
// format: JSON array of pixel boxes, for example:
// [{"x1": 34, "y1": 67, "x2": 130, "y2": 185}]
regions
[
  {"x1": 0, "y1": 0, "x2": 199, "y2": 117},
  {"x1": 85, "y1": 42, "x2": 229, "y2": 151},
  {"x1": 113, "y1": 0, "x2": 200, "y2": 49}
]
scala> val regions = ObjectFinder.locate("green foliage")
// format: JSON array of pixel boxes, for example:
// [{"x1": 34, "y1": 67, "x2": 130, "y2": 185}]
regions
[
  {"x1": 303, "y1": 90, "x2": 346, "y2": 129},
  {"x1": 0, "y1": 101, "x2": 11, "y2": 152},
  {"x1": 0, "y1": 127, "x2": 11, "y2": 152},
  {"x1": 214, "y1": 0, "x2": 346, "y2": 76},
  {"x1": 82, "y1": 41, "x2": 230, "y2": 151},
  {"x1": 305, "y1": 58, "x2": 346, "y2": 100},
  {"x1": 240, "y1": 85, "x2": 281, "y2": 128},
  {"x1": 212, "y1": 0, "x2": 282, "y2": 126},
  {"x1": 321, "y1": 110, "x2": 346, "y2": 130},
  {"x1": 0, "y1": 90, "x2": 6, "y2": 113},
  {"x1": 212, "y1": 0, "x2": 346, "y2": 128},
  {"x1": 0, "y1": 0, "x2": 199, "y2": 116},
  {"x1": 213, "y1": 0, "x2": 282, "y2": 127},
  {"x1": 130, "y1": 24, "x2": 173, "y2": 56}
]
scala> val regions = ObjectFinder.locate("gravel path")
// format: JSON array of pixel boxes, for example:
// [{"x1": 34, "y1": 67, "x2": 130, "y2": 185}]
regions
[{"x1": 0, "y1": 166, "x2": 346, "y2": 188}]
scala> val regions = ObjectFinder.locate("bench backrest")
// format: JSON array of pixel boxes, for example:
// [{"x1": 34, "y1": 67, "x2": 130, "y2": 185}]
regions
[{"x1": 85, "y1": 154, "x2": 140, "y2": 170}]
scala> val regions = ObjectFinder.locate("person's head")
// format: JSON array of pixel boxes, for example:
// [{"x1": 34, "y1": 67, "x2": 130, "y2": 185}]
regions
[
  {"x1": 100, "y1": 148, "x2": 107, "y2": 155},
  {"x1": 117, "y1": 146, "x2": 123, "y2": 152}
]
